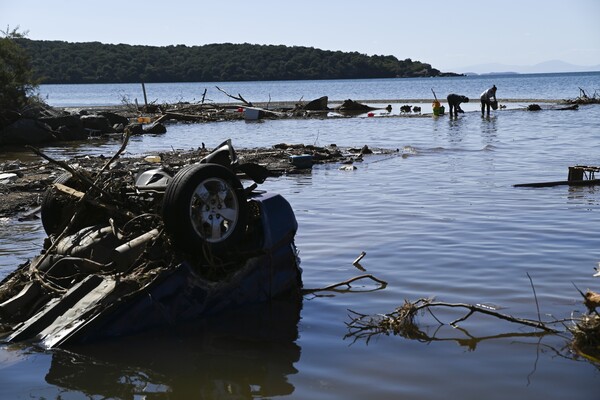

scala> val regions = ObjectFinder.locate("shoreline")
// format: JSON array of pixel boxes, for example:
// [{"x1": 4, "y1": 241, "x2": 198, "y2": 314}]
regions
[
  {"x1": 57, "y1": 98, "x2": 565, "y2": 111},
  {"x1": 0, "y1": 143, "x2": 392, "y2": 220}
]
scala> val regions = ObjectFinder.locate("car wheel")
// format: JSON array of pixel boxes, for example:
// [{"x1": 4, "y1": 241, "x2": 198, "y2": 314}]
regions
[
  {"x1": 41, "y1": 173, "x2": 84, "y2": 235},
  {"x1": 162, "y1": 163, "x2": 247, "y2": 255}
]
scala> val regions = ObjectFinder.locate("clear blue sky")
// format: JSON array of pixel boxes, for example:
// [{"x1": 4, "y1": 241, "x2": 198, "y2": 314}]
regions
[{"x1": 2, "y1": 0, "x2": 599, "y2": 72}]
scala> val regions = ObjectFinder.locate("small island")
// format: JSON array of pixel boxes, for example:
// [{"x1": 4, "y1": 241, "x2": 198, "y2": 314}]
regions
[{"x1": 16, "y1": 39, "x2": 461, "y2": 84}]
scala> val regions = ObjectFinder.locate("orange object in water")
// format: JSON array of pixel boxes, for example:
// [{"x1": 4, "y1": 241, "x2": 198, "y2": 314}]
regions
[{"x1": 137, "y1": 117, "x2": 151, "y2": 123}]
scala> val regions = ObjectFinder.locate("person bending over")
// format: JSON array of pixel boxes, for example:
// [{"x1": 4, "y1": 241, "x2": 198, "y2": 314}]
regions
[
  {"x1": 447, "y1": 94, "x2": 469, "y2": 116},
  {"x1": 480, "y1": 85, "x2": 498, "y2": 116}
]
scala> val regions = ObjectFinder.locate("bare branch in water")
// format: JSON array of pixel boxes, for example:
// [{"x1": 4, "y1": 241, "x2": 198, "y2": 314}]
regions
[
  {"x1": 302, "y1": 274, "x2": 387, "y2": 295},
  {"x1": 345, "y1": 297, "x2": 562, "y2": 345}
]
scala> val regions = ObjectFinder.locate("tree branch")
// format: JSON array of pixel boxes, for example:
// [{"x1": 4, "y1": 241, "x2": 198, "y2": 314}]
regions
[{"x1": 215, "y1": 86, "x2": 253, "y2": 106}]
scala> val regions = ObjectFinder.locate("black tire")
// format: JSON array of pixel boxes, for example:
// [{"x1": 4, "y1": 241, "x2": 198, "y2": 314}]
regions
[
  {"x1": 162, "y1": 163, "x2": 248, "y2": 255},
  {"x1": 40, "y1": 173, "x2": 84, "y2": 235}
]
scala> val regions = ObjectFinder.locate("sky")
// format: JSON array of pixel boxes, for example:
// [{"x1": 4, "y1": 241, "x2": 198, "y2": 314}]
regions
[{"x1": 2, "y1": 0, "x2": 600, "y2": 73}]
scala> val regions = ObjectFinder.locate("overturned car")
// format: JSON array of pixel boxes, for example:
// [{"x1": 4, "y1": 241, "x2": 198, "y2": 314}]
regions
[{"x1": 0, "y1": 140, "x2": 302, "y2": 348}]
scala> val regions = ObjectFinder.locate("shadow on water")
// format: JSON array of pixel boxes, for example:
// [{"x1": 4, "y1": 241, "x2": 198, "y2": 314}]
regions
[{"x1": 15, "y1": 297, "x2": 302, "y2": 399}]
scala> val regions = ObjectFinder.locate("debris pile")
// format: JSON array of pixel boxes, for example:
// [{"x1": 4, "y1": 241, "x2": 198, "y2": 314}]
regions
[
  {"x1": 345, "y1": 289, "x2": 600, "y2": 363},
  {"x1": 565, "y1": 87, "x2": 600, "y2": 105},
  {"x1": 0, "y1": 139, "x2": 306, "y2": 347},
  {"x1": 0, "y1": 142, "x2": 387, "y2": 218}
]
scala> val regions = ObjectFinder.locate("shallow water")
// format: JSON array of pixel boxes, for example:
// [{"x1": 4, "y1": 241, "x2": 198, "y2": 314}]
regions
[
  {"x1": 1, "y1": 74, "x2": 600, "y2": 399},
  {"x1": 40, "y1": 72, "x2": 600, "y2": 107}
]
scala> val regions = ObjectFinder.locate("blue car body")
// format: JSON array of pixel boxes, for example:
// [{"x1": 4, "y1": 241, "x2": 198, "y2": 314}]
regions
[{"x1": 2, "y1": 192, "x2": 302, "y2": 348}]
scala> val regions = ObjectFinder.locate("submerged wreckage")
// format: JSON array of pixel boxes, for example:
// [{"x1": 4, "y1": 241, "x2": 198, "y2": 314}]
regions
[{"x1": 0, "y1": 140, "x2": 302, "y2": 348}]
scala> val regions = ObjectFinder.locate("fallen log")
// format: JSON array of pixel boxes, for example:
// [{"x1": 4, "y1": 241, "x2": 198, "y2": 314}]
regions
[
  {"x1": 514, "y1": 179, "x2": 600, "y2": 188},
  {"x1": 514, "y1": 165, "x2": 600, "y2": 188}
]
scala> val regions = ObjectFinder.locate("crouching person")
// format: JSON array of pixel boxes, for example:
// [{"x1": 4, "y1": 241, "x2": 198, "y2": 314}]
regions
[
  {"x1": 447, "y1": 94, "x2": 469, "y2": 116},
  {"x1": 480, "y1": 85, "x2": 498, "y2": 116}
]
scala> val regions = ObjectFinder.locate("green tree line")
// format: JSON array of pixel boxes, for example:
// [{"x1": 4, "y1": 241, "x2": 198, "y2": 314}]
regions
[
  {"x1": 1, "y1": 28, "x2": 39, "y2": 128},
  {"x1": 15, "y1": 39, "x2": 456, "y2": 84}
]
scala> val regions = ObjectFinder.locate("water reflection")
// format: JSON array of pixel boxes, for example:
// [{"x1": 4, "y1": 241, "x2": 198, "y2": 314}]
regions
[
  {"x1": 480, "y1": 114, "x2": 498, "y2": 136},
  {"x1": 41, "y1": 298, "x2": 301, "y2": 398},
  {"x1": 567, "y1": 185, "x2": 600, "y2": 206},
  {"x1": 447, "y1": 116, "x2": 466, "y2": 144},
  {"x1": 288, "y1": 173, "x2": 314, "y2": 192}
]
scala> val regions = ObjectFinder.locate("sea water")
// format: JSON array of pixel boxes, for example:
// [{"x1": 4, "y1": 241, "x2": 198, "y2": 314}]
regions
[
  {"x1": 39, "y1": 72, "x2": 600, "y2": 106},
  {"x1": 1, "y1": 73, "x2": 599, "y2": 399}
]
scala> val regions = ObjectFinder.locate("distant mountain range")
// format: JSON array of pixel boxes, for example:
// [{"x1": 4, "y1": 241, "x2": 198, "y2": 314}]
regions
[{"x1": 454, "y1": 60, "x2": 600, "y2": 75}]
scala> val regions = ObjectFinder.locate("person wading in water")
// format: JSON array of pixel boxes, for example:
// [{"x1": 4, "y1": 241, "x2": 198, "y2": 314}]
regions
[
  {"x1": 447, "y1": 94, "x2": 469, "y2": 117},
  {"x1": 480, "y1": 85, "x2": 498, "y2": 116}
]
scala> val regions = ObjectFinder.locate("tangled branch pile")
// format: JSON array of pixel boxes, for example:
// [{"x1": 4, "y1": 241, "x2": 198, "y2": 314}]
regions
[
  {"x1": 566, "y1": 87, "x2": 600, "y2": 105},
  {"x1": 345, "y1": 292, "x2": 600, "y2": 363},
  {"x1": 569, "y1": 314, "x2": 600, "y2": 363}
]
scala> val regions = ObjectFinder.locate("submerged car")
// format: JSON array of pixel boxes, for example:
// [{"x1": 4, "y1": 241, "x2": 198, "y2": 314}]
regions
[{"x1": 0, "y1": 140, "x2": 302, "y2": 348}]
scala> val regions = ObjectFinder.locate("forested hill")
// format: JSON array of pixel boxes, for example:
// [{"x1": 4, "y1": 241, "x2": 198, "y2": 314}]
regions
[{"x1": 16, "y1": 39, "x2": 458, "y2": 84}]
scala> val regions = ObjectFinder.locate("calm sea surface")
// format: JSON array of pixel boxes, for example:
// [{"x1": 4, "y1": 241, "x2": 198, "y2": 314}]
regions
[
  {"x1": 39, "y1": 71, "x2": 600, "y2": 106},
  {"x1": 1, "y1": 72, "x2": 600, "y2": 399}
]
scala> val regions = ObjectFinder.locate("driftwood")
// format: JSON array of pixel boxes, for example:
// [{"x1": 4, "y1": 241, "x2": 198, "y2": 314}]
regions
[
  {"x1": 565, "y1": 87, "x2": 600, "y2": 105},
  {"x1": 344, "y1": 287, "x2": 600, "y2": 363},
  {"x1": 216, "y1": 86, "x2": 253, "y2": 106},
  {"x1": 213, "y1": 86, "x2": 289, "y2": 119},
  {"x1": 557, "y1": 104, "x2": 579, "y2": 111},
  {"x1": 302, "y1": 274, "x2": 387, "y2": 294},
  {"x1": 343, "y1": 272, "x2": 599, "y2": 355},
  {"x1": 514, "y1": 179, "x2": 600, "y2": 188},
  {"x1": 346, "y1": 297, "x2": 559, "y2": 340},
  {"x1": 514, "y1": 165, "x2": 600, "y2": 188}
]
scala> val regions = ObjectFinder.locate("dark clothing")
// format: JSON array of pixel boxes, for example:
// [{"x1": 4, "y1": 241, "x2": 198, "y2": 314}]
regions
[{"x1": 447, "y1": 94, "x2": 469, "y2": 116}]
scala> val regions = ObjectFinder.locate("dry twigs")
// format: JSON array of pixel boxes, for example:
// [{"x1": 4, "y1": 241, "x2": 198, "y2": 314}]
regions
[
  {"x1": 345, "y1": 292, "x2": 600, "y2": 363},
  {"x1": 569, "y1": 314, "x2": 600, "y2": 363},
  {"x1": 345, "y1": 297, "x2": 559, "y2": 343}
]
